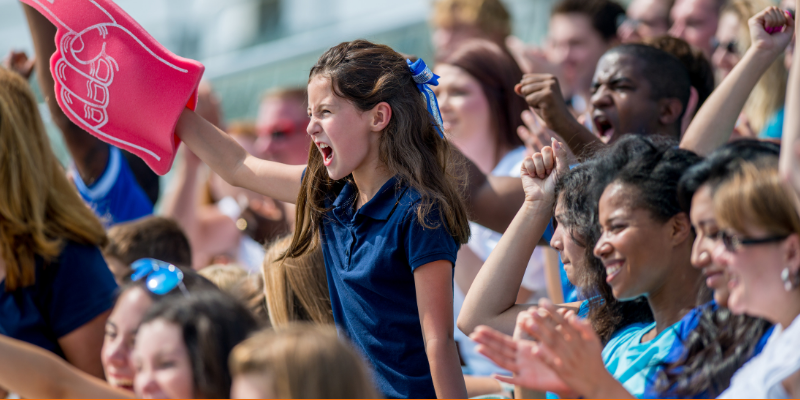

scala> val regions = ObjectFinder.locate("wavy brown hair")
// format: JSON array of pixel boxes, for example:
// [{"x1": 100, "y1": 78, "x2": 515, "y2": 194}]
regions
[
  {"x1": 283, "y1": 40, "x2": 471, "y2": 260},
  {"x1": 263, "y1": 235, "x2": 333, "y2": 326},
  {"x1": 439, "y1": 39, "x2": 525, "y2": 166},
  {"x1": 0, "y1": 67, "x2": 106, "y2": 291}
]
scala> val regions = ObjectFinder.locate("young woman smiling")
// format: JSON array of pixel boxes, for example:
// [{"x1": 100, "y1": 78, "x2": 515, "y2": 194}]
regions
[{"x1": 488, "y1": 136, "x2": 703, "y2": 398}]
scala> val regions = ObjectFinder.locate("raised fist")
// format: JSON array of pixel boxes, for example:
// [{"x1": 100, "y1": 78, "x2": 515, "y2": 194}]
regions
[{"x1": 20, "y1": 0, "x2": 205, "y2": 175}]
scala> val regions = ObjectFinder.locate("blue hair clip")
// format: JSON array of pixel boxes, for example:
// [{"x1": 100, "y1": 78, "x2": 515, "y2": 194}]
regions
[
  {"x1": 131, "y1": 258, "x2": 188, "y2": 296},
  {"x1": 408, "y1": 58, "x2": 445, "y2": 139}
]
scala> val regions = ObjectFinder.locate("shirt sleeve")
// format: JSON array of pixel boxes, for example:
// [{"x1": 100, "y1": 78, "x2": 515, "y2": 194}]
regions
[
  {"x1": 71, "y1": 145, "x2": 153, "y2": 227},
  {"x1": 44, "y1": 243, "x2": 118, "y2": 338},
  {"x1": 404, "y1": 204, "x2": 459, "y2": 271}
]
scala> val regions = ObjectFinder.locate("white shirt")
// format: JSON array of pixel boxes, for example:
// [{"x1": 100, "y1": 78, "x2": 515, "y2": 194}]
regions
[
  {"x1": 466, "y1": 146, "x2": 547, "y2": 298},
  {"x1": 719, "y1": 313, "x2": 800, "y2": 399},
  {"x1": 454, "y1": 147, "x2": 547, "y2": 377}
]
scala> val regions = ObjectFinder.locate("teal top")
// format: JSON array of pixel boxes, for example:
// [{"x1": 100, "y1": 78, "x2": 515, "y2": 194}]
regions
[{"x1": 601, "y1": 321, "x2": 680, "y2": 398}]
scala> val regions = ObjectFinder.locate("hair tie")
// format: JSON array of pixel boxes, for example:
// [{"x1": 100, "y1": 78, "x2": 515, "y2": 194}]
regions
[{"x1": 408, "y1": 58, "x2": 445, "y2": 139}]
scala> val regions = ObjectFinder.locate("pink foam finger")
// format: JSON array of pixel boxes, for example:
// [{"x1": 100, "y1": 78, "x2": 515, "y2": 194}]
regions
[{"x1": 20, "y1": 0, "x2": 205, "y2": 175}]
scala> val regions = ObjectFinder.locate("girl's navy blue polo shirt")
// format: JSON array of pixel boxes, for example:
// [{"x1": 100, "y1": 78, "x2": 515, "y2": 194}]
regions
[{"x1": 320, "y1": 175, "x2": 459, "y2": 399}]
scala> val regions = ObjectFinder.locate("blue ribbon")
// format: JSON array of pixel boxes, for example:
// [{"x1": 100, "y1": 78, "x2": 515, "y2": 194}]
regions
[{"x1": 408, "y1": 58, "x2": 445, "y2": 139}]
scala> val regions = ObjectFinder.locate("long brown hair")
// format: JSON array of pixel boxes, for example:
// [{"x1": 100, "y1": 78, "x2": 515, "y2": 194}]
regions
[
  {"x1": 284, "y1": 40, "x2": 471, "y2": 259},
  {"x1": 0, "y1": 68, "x2": 106, "y2": 291},
  {"x1": 229, "y1": 323, "x2": 378, "y2": 399},
  {"x1": 263, "y1": 235, "x2": 333, "y2": 326},
  {"x1": 439, "y1": 39, "x2": 525, "y2": 166}
]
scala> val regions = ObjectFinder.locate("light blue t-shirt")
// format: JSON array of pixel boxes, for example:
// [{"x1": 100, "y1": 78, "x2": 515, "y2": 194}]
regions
[{"x1": 601, "y1": 321, "x2": 679, "y2": 398}]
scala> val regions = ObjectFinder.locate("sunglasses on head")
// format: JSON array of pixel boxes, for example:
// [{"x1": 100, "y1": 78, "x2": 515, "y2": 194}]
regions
[{"x1": 131, "y1": 258, "x2": 189, "y2": 296}]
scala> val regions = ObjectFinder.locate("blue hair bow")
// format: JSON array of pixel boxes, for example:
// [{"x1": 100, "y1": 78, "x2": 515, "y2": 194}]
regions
[{"x1": 408, "y1": 58, "x2": 445, "y2": 139}]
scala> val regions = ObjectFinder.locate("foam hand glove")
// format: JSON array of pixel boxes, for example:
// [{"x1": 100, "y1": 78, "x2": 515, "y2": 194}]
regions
[{"x1": 20, "y1": 0, "x2": 205, "y2": 175}]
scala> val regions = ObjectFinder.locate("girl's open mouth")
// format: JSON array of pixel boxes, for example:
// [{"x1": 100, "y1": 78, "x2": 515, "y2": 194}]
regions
[{"x1": 319, "y1": 143, "x2": 334, "y2": 165}]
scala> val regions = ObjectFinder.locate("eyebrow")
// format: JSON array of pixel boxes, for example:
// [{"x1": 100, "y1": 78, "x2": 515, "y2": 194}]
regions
[
  {"x1": 308, "y1": 102, "x2": 333, "y2": 113},
  {"x1": 608, "y1": 77, "x2": 635, "y2": 86}
]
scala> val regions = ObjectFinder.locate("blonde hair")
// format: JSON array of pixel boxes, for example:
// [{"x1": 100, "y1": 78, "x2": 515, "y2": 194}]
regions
[
  {"x1": 0, "y1": 68, "x2": 106, "y2": 291},
  {"x1": 229, "y1": 324, "x2": 378, "y2": 399},
  {"x1": 198, "y1": 263, "x2": 249, "y2": 291},
  {"x1": 725, "y1": 0, "x2": 788, "y2": 134},
  {"x1": 431, "y1": 0, "x2": 512, "y2": 40},
  {"x1": 262, "y1": 235, "x2": 333, "y2": 326},
  {"x1": 714, "y1": 161, "x2": 800, "y2": 237}
]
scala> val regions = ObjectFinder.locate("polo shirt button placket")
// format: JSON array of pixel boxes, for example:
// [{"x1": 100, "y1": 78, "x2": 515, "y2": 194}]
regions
[{"x1": 347, "y1": 230, "x2": 356, "y2": 265}]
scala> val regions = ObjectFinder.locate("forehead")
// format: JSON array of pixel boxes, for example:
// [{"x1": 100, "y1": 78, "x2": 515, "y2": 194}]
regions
[
  {"x1": 628, "y1": 0, "x2": 668, "y2": 19},
  {"x1": 690, "y1": 184, "x2": 715, "y2": 220},
  {"x1": 594, "y1": 52, "x2": 644, "y2": 82},
  {"x1": 135, "y1": 319, "x2": 185, "y2": 354},
  {"x1": 434, "y1": 64, "x2": 479, "y2": 86},
  {"x1": 257, "y1": 96, "x2": 307, "y2": 123},
  {"x1": 716, "y1": 12, "x2": 741, "y2": 40},
  {"x1": 110, "y1": 287, "x2": 153, "y2": 329},
  {"x1": 672, "y1": 0, "x2": 717, "y2": 18},
  {"x1": 599, "y1": 181, "x2": 640, "y2": 213},
  {"x1": 549, "y1": 13, "x2": 595, "y2": 38},
  {"x1": 307, "y1": 75, "x2": 338, "y2": 106}
]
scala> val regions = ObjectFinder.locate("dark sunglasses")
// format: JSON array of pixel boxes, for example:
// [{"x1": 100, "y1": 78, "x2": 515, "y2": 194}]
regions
[
  {"x1": 131, "y1": 258, "x2": 189, "y2": 296},
  {"x1": 710, "y1": 37, "x2": 738, "y2": 55},
  {"x1": 720, "y1": 231, "x2": 788, "y2": 252},
  {"x1": 256, "y1": 120, "x2": 299, "y2": 139}
]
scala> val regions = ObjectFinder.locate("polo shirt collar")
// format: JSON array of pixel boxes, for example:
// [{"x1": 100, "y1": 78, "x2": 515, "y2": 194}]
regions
[
  {"x1": 329, "y1": 175, "x2": 409, "y2": 221},
  {"x1": 359, "y1": 175, "x2": 410, "y2": 220}
]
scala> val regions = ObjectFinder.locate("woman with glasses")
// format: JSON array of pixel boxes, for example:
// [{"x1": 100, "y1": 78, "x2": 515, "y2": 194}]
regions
[
  {"x1": 643, "y1": 140, "x2": 777, "y2": 398},
  {"x1": 711, "y1": 162, "x2": 800, "y2": 398}
]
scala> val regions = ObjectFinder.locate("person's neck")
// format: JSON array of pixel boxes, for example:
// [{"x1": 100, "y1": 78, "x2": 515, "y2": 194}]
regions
[
  {"x1": 644, "y1": 243, "x2": 701, "y2": 340},
  {"x1": 772, "y1": 294, "x2": 800, "y2": 329},
  {"x1": 656, "y1": 125, "x2": 682, "y2": 141},
  {"x1": 352, "y1": 155, "x2": 394, "y2": 210}
]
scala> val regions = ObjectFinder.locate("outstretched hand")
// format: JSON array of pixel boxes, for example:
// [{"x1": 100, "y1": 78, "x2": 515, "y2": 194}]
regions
[
  {"x1": 750, "y1": 6, "x2": 795, "y2": 55},
  {"x1": 520, "y1": 299, "x2": 629, "y2": 399},
  {"x1": 471, "y1": 312, "x2": 577, "y2": 397},
  {"x1": 520, "y1": 138, "x2": 569, "y2": 204}
]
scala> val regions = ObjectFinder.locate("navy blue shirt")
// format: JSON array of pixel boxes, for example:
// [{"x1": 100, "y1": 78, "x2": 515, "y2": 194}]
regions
[
  {"x1": 0, "y1": 241, "x2": 118, "y2": 357},
  {"x1": 320, "y1": 176, "x2": 459, "y2": 399},
  {"x1": 71, "y1": 145, "x2": 153, "y2": 227}
]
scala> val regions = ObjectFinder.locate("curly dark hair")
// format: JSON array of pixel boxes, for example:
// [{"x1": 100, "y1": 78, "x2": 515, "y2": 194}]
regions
[{"x1": 554, "y1": 160, "x2": 653, "y2": 344}]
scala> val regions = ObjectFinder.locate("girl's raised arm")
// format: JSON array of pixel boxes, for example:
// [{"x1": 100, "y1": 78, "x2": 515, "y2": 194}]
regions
[
  {"x1": 176, "y1": 109, "x2": 305, "y2": 204},
  {"x1": 681, "y1": 7, "x2": 794, "y2": 156},
  {"x1": 458, "y1": 140, "x2": 569, "y2": 336},
  {"x1": 0, "y1": 334, "x2": 132, "y2": 399},
  {"x1": 781, "y1": 0, "x2": 800, "y2": 198}
]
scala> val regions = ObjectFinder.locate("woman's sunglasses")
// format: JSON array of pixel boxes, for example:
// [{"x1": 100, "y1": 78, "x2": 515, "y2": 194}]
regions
[
  {"x1": 710, "y1": 37, "x2": 738, "y2": 55},
  {"x1": 130, "y1": 258, "x2": 189, "y2": 296},
  {"x1": 719, "y1": 231, "x2": 788, "y2": 253}
]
